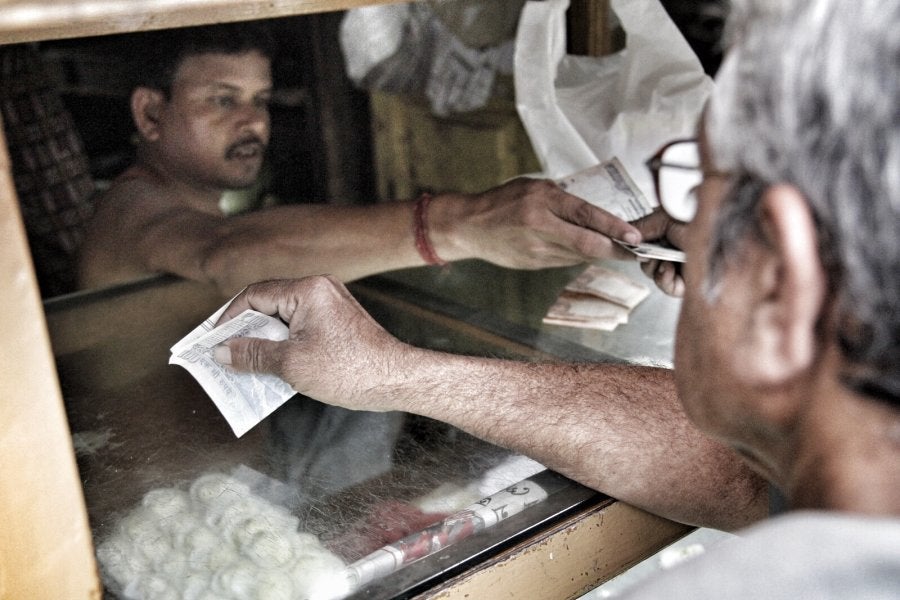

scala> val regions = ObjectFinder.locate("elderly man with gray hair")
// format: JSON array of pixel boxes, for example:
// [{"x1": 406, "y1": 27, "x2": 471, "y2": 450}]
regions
[{"x1": 214, "y1": 0, "x2": 900, "y2": 596}]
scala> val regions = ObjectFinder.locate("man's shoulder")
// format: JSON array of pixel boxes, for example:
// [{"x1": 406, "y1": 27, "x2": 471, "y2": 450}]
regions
[
  {"x1": 102, "y1": 165, "x2": 171, "y2": 204},
  {"x1": 92, "y1": 165, "x2": 204, "y2": 224},
  {"x1": 619, "y1": 512, "x2": 900, "y2": 600}
]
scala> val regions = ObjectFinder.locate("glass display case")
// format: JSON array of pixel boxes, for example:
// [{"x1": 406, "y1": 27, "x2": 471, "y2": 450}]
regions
[
  {"x1": 369, "y1": 259, "x2": 681, "y2": 366},
  {"x1": 41, "y1": 265, "x2": 687, "y2": 599}
]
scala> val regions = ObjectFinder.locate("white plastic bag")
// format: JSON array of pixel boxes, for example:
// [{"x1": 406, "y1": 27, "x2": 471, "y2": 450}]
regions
[{"x1": 514, "y1": 0, "x2": 713, "y2": 199}]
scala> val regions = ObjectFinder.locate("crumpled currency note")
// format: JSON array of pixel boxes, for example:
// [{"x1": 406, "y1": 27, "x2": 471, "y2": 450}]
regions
[{"x1": 169, "y1": 301, "x2": 295, "y2": 437}]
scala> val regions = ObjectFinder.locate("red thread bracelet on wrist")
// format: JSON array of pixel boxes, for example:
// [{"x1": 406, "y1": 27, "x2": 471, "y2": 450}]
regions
[{"x1": 413, "y1": 192, "x2": 448, "y2": 267}]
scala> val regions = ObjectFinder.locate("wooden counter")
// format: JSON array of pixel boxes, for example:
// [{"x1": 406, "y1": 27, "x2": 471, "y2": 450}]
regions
[{"x1": 0, "y1": 0, "x2": 408, "y2": 43}]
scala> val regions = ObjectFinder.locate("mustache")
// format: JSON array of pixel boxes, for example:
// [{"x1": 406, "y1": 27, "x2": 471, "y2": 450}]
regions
[{"x1": 225, "y1": 135, "x2": 267, "y2": 158}]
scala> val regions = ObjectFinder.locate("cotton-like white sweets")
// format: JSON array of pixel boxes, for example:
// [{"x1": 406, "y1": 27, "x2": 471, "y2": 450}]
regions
[
  {"x1": 248, "y1": 534, "x2": 292, "y2": 568},
  {"x1": 229, "y1": 513, "x2": 272, "y2": 546},
  {"x1": 204, "y1": 538, "x2": 240, "y2": 573},
  {"x1": 178, "y1": 576, "x2": 211, "y2": 600},
  {"x1": 118, "y1": 506, "x2": 160, "y2": 540},
  {"x1": 137, "y1": 527, "x2": 173, "y2": 567},
  {"x1": 207, "y1": 494, "x2": 298, "y2": 534},
  {"x1": 123, "y1": 574, "x2": 177, "y2": 600},
  {"x1": 96, "y1": 537, "x2": 143, "y2": 584},
  {"x1": 253, "y1": 569, "x2": 296, "y2": 600},
  {"x1": 203, "y1": 496, "x2": 248, "y2": 531},
  {"x1": 237, "y1": 521, "x2": 294, "y2": 567},
  {"x1": 97, "y1": 471, "x2": 349, "y2": 600},
  {"x1": 189, "y1": 472, "x2": 250, "y2": 508},
  {"x1": 210, "y1": 558, "x2": 259, "y2": 596},
  {"x1": 212, "y1": 559, "x2": 298, "y2": 599},
  {"x1": 182, "y1": 525, "x2": 218, "y2": 564},
  {"x1": 163, "y1": 511, "x2": 201, "y2": 550},
  {"x1": 155, "y1": 552, "x2": 190, "y2": 582},
  {"x1": 142, "y1": 488, "x2": 190, "y2": 519},
  {"x1": 264, "y1": 503, "x2": 302, "y2": 531}
]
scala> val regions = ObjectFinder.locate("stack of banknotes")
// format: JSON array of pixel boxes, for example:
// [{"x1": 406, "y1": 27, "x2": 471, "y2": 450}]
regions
[
  {"x1": 543, "y1": 264, "x2": 651, "y2": 331},
  {"x1": 543, "y1": 158, "x2": 684, "y2": 330}
]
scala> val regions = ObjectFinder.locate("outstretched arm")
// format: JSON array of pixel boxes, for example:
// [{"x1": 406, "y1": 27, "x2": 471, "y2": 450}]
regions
[
  {"x1": 80, "y1": 175, "x2": 644, "y2": 297},
  {"x1": 201, "y1": 178, "x2": 644, "y2": 293},
  {"x1": 214, "y1": 277, "x2": 768, "y2": 531}
]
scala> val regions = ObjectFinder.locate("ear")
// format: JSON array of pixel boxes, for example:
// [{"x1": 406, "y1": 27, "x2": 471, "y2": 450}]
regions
[
  {"x1": 131, "y1": 87, "x2": 165, "y2": 142},
  {"x1": 732, "y1": 184, "x2": 827, "y2": 385}
]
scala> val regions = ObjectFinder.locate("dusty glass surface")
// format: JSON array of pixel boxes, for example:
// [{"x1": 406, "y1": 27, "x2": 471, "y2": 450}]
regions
[
  {"x1": 376, "y1": 258, "x2": 681, "y2": 367},
  {"x1": 46, "y1": 275, "x2": 605, "y2": 599}
]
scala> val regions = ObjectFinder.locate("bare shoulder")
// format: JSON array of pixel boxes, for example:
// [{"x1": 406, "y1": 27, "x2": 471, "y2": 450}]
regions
[
  {"x1": 78, "y1": 170, "x2": 212, "y2": 288},
  {"x1": 91, "y1": 172, "x2": 182, "y2": 227}
]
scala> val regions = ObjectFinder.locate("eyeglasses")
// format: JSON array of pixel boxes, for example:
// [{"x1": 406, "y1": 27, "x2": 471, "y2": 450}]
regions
[{"x1": 645, "y1": 138, "x2": 729, "y2": 223}]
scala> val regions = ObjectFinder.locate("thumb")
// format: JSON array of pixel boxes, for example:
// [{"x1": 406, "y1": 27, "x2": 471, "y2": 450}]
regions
[
  {"x1": 559, "y1": 196, "x2": 642, "y2": 244},
  {"x1": 632, "y1": 209, "x2": 671, "y2": 240},
  {"x1": 214, "y1": 337, "x2": 286, "y2": 376}
]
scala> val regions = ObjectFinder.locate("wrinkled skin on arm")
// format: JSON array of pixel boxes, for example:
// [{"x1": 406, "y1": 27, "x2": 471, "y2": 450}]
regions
[{"x1": 214, "y1": 277, "x2": 768, "y2": 531}]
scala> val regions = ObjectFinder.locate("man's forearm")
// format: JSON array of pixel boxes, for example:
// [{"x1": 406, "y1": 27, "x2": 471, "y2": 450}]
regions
[
  {"x1": 201, "y1": 202, "x2": 429, "y2": 294},
  {"x1": 383, "y1": 351, "x2": 768, "y2": 531},
  {"x1": 215, "y1": 277, "x2": 768, "y2": 530}
]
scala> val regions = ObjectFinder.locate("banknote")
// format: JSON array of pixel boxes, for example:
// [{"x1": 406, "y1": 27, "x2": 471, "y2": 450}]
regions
[
  {"x1": 542, "y1": 292, "x2": 631, "y2": 331},
  {"x1": 564, "y1": 264, "x2": 651, "y2": 310},
  {"x1": 556, "y1": 157, "x2": 654, "y2": 222},
  {"x1": 169, "y1": 302, "x2": 295, "y2": 437},
  {"x1": 556, "y1": 159, "x2": 685, "y2": 263},
  {"x1": 614, "y1": 239, "x2": 686, "y2": 263}
]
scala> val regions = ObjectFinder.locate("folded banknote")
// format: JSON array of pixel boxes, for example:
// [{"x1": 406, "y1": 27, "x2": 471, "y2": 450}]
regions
[{"x1": 169, "y1": 302, "x2": 295, "y2": 437}]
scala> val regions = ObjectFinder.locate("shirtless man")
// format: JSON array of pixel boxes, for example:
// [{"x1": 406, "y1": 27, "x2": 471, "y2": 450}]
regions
[{"x1": 78, "y1": 23, "x2": 651, "y2": 297}]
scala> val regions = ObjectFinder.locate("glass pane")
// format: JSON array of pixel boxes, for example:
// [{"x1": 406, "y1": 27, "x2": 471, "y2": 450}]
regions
[{"x1": 46, "y1": 276, "x2": 607, "y2": 600}]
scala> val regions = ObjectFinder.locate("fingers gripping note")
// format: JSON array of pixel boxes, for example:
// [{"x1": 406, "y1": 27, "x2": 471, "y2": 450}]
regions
[{"x1": 211, "y1": 277, "x2": 406, "y2": 414}]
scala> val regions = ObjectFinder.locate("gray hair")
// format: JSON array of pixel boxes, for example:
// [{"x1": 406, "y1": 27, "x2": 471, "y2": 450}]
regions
[{"x1": 706, "y1": 0, "x2": 900, "y2": 405}]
